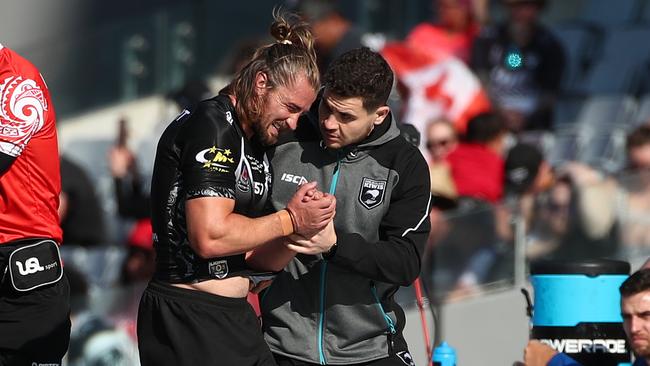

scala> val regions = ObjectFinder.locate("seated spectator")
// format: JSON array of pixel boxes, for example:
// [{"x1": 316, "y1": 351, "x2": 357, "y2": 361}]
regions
[
  {"x1": 446, "y1": 112, "x2": 507, "y2": 203},
  {"x1": 294, "y1": 0, "x2": 367, "y2": 75},
  {"x1": 471, "y1": 0, "x2": 565, "y2": 132},
  {"x1": 381, "y1": 40, "x2": 491, "y2": 152},
  {"x1": 521, "y1": 268, "x2": 650, "y2": 366},
  {"x1": 562, "y1": 125, "x2": 650, "y2": 259},
  {"x1": 426, "y1": 118, "x2": 459, "y2": 202},
  {"x1": 60, "y1": 155, "x2": 107, "y2": 246},
  {"x1": 406, "y1": 0, "x2": 480, "y2": 64},
  {"x1": 119, "y1": 219, "x2": 155, "y2": 285},
  {"x1": 524, "y1": 176, "x2": 573, "y2": 259}
]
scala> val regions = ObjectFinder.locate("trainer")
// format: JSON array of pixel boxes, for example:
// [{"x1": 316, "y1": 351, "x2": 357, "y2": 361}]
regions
[{"x1": 261, "y1": 47, "x2": 432, "y2": 365}]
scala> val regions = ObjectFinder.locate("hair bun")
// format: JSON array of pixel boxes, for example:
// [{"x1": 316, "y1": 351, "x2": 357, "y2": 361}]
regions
[{"x1": 270, "y1": 19, "x2": 291, "y2": 43}]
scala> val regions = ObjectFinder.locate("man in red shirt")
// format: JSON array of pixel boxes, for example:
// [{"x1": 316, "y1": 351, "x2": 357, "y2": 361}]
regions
[{"x1": 0, "y1": 43, "x2": 70, "y2": 365}]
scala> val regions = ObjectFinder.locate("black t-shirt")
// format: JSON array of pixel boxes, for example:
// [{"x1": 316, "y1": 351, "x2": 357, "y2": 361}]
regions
[
  {"x1": 471, "y1": 22, "x2": 565, "y2": 129},
  {"x1": 60, "y1": 156, "x2": 106, "y2": 246},
  {"x1": 150, "y1": 94, "x2": 272, "y2": 283}
]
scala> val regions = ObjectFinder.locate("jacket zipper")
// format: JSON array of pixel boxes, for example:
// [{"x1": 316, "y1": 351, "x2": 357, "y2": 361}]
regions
[
  {"x1": 318, "y1": 157, "x2": 341, "y2": 365},
  {"x1": 370, "y1": 282, "x2": 397, "y2": 336}
]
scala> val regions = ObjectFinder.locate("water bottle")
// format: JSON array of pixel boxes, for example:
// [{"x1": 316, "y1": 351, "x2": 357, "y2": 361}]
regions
[{"x1": 432, "y1": 341, "x2": 456, "y2": 366}]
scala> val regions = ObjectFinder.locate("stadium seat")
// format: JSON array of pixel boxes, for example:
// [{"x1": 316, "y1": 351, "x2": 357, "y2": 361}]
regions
[
  {"x1": 553, "y1": 96, "x2": 585, "y2": 128},
  {"x1": 551, "y1": 25, "x2": 599, "y2": 95},
  {"x1": 545, "y1": 127, "x2": 582, "y2": 166},
  {"x1": 579, "y1": 27, "x2": 650, "y2": 95},
  {"x1": 578, "y1": 125, "x2": 628, "y2": 172},
  {"x1": 541, "y1": 0, "x2": 586, "y2": 25},
  {"x1": 639, "y1": 0, "x2": 650, "y2": 24},
  {"x1": 575, "y1": 0, "x2": 641, "y2": 28},
  {"x1": 635, "y1": 94, "x2": 650, "y2": 125},
  {"x1": 573, "y1": 95, "x2": 638, "y2": 127}
]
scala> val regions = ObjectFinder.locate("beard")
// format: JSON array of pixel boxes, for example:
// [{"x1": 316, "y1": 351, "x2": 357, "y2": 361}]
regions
[{"x1": 251, "y1": 116, "x2": 275, "y2": 146}]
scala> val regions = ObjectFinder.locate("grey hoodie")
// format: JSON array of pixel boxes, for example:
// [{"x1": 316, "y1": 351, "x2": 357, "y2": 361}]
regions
[{"x1": 261, "y1": 110, "x2": 432, "y2": 365}]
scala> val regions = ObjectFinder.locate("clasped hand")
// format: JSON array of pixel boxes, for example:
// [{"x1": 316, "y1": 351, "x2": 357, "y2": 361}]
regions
[{"x1": 285, "y1": 181, "x2": 337, "y2": 255}]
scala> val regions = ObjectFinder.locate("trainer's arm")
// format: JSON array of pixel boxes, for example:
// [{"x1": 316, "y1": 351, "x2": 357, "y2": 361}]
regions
[
  {"x1": 327, "y1": 151, "x2": 432, "y2": 286},
  {"x1": 187, "y1": 182, "x2": 335, "y2": 259}
]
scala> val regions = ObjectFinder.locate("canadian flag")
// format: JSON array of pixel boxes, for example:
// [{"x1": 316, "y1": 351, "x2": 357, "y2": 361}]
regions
[{"x1": 381, "y1": 43, "x2": 490, "y2": 151}]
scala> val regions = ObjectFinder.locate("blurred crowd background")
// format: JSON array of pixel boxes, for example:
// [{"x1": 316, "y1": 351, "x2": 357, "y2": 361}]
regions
[{"x1": 4, "y1": 0, "x2": 650, "y2": 364}]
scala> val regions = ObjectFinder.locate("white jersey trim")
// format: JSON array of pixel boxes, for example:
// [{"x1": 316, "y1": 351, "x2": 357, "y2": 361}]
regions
[
  {"x1": 0, "y1": 141, "x2": 22, "y2": 157},
  {"x1": 401, "y1": 193, "x2": 432, "y2": 237}
]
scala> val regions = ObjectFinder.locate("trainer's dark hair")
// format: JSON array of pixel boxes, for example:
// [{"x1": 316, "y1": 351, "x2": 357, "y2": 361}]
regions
[
  {"x1": 223, "y1": 10, "x2": 319, "y2": 123},
  {"x1": 464, "y1": 112, "x2": 506, "y2": 143},
  {"x1": 620, "y1": 268, "x2": 650, "y2": 298},
  {"x1": 322, "y1": 47, "x2": 393, "y2": 111}
]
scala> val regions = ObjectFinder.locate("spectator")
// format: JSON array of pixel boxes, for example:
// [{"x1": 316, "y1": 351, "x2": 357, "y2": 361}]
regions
[
  {"x1": 108, "y1": 118, "x2": 155, "y2": 285},
  {"x1": 522, "y1": 268, "x2": 650, "y2": 366},
  {"x1": 406, "y1": 0, "x2": 481, "y2": 64},
  {"x1": 59, "y1": 155, "x2": 108, "y2": 246},
  {"x1": 426, "y1": 118, "x2": 459, "y2": 202},
  {"x1": 294, "y1": 0, "x2": 367, "y2": 75},
  {"x1": 471, "y1": 0, "x2": 565, "y2": 132},
  {"x1": 108, "y1": 119, "x2": 150, "y2": 220},
  {"x1": 523, "y1": 176, "x2": 573, "y2": 259},
  {"x1": 381, "y1": 40, "x2": 491, "y2": 152},
  {"x1": 446, "y1": 112, "x2": 508, "y2": 203},
  {"x1": 562, "y1": 125, "x2": 650, "y2": 259},
  {"x1": 119, "y1": 219, "x2": 155, "y2": 285}
]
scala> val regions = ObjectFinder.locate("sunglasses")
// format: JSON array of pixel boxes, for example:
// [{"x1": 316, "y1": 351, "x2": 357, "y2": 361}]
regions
[{"x1": 426, "y1": 139, "x2": 453, "y2": 149}]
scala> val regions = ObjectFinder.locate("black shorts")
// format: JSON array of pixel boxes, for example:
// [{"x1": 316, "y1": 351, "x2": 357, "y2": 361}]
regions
[
  {"x1": 0, "y1": 271, "x2": 71, "y2": 366},
  {"x1": 137, "y1": 280, "x2": 276, "y2": 366}
]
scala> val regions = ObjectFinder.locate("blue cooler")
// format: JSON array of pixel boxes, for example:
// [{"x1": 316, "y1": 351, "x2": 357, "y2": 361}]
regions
[{"x1": 530, "y1": 259, "x2": 631, "y2": 366}]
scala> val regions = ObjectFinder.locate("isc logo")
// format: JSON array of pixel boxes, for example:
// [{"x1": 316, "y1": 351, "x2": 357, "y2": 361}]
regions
[
  {"x1": 281, "y1": 173, "x2": 308, "y2": 185},
  {"x1": 15, "y1": 257, "x2": 45, "y2": 275}
]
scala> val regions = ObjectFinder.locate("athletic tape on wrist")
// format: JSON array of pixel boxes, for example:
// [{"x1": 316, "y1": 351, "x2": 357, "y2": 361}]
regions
[{"x1": 277, "y1": 209, "x2": 294, "y2": 236}]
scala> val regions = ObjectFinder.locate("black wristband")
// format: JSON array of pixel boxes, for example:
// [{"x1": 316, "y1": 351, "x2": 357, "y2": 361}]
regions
[{"x1": 323, "y1": 242, "x2": 338, "y2": 260}]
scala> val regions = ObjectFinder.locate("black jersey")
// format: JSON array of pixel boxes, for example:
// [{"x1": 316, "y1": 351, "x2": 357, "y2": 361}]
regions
[{"x1": 150, "y1": 94, "x2": 272, "y2": 283}]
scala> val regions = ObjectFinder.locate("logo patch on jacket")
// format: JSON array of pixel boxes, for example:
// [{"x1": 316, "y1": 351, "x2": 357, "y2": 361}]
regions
[{"x1": 359, "y1": 178, "x2": 386, "y2": 209}]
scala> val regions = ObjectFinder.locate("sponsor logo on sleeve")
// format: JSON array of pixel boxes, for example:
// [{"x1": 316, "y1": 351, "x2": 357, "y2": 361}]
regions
[
  {"x1": 195, "y1": 146, "x2": 235, "y2": 173},
  {"x1": 280, "y1": 172, "x2": 308, "y2": 185},
  {"x1": 359, "y1": 177, "x2": 387, "y2": 209}
]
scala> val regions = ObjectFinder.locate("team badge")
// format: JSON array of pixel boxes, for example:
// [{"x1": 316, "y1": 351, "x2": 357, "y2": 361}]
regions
[
  {"x1": 208, "y1": 259, "x2": 229, "y2": 279},
  {"x1": 358, "y1": 177, "x2": 386, "y2": 210}
]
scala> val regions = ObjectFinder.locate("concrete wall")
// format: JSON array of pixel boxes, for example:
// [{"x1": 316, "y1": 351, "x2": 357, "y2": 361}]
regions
[{"x1": 403, "y1": 287, "x2": 530, "y2": 366}]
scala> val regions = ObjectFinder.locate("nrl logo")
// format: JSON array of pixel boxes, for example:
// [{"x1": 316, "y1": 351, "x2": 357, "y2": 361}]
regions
[
  {"x1": 358, "y1": 177, "x2": 386, "y2": 210},
  {"x1": 208, "y1": 259, "x2": 229, "y2": 279}
]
